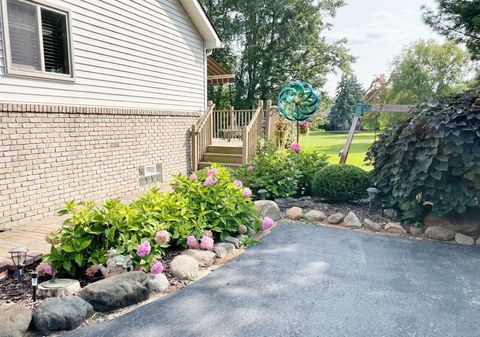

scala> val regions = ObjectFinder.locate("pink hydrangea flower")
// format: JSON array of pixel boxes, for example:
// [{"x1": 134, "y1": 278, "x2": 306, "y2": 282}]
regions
[
  {"x1": 36, "y1": 262, "x2": 53, "y2": 276},
  {"x1": 155, "y1": 230, "x2": 171, "y2": 244},
  {"x1": 247, "y1": 165, "x2": 254, "y2": 172},
  {"x1": 290, "y1": 143, "x2": 301, "y2": 153},
  {"x1": 187, "y1": 235, "x2": 199, "y2": 249},
  {"x1": 243, "y1": 188, "x2": 252, "y2": 198},
  {"x1": 150, "y1": 260, "x2": 165, "y2": 274},
  {"x1": 200, "y1": 235, "x2": 214, "y2": 250},
  {"x1": 207, "y1": 168, "x2": 219, "y2": 176},
  {"x1": 189, "y1": 173, "x2": 198, "y2": 181},
  {"x1": 233, "y1": 180, "x2": 243, "y2": 189},
  {"x1": 136, "y1": 241, "x2": 151, "y2": 257},
  {"x1": 204, "y1": 176, "x2": 218, "y2": 186},
  {"x1": 262, "y1": 217, "x2": 274, "y2": 231}
]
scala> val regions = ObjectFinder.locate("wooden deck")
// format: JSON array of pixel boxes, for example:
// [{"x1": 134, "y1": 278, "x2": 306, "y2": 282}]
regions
[{"x1": 211, "y1": 138, "x2": 243, "y2": 147}]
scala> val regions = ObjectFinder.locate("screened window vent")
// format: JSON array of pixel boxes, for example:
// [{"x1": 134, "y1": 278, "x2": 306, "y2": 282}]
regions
[
  {"x1": 144, "y1": 165, "x2": 158, "y2": 177},
  {"x1": 139, "y1": 164, "x2": 162, "y2": 185}
]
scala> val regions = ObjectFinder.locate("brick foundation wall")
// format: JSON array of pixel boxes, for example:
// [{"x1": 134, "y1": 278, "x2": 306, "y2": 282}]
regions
[{"x1": 0, "y1": 104, "x2": 200, "y2": 228}]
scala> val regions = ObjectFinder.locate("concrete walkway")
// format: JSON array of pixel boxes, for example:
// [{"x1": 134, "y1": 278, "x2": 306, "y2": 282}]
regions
[{"x1": 68, "y1": 222, "x2": 480, "y2": 337}]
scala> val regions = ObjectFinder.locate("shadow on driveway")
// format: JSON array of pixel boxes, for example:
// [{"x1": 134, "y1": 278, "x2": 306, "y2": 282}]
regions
[{"x1": 67, "y1": 222, "x2": 480, "y2": 337}]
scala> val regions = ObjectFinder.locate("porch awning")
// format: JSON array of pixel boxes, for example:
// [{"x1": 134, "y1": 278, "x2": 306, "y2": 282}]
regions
[{"x1": 207, "y1": 56, "x2": 234, "y2": 85}]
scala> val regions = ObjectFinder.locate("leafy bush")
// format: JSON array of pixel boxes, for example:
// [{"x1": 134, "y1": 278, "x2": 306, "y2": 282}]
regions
[
  {"x1": 294, "y1": 151, "x2": 329, "y2": 194},
  {"x1": 233, "y1": 141, "x2": 301, "y2": 198},
  {"x1": 45, "y1": 166, "x2": 260, "y2": 277},
  {"x1": 366, "y1": 89, "x2": 480, "y2": 221},
  {"x1": 312, "y1": 164, "x2": 372, "y2": 202}
]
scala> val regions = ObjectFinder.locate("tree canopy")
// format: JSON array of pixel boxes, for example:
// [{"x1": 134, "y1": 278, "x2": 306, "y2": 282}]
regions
[
  {"x1": 387, "y1": 40, "x2": 472, "y2": 104},
  {"x1": 328, "y1": 73, "x2": 364, "y2": 130},
  {"x1": 422, "y1": 0, "x2": 480, "y2": 60},
  {"x1": 200, "y1": 0, "x2": 354, "y2": 108}
]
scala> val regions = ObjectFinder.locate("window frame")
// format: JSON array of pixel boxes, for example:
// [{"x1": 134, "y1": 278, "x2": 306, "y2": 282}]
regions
[{"x1": 1, "y1": 0, "x2": 75, "y2": 81}]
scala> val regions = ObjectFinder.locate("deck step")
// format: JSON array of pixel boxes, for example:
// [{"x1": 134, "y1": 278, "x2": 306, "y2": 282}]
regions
[
  {"x1": 198, "y1": 161, "x2": 242, "y2": 170},
  {"x1": 206, "y1": 146, "x2": 243, "y2": 155},
  {"x1": 202, "y1": 153, "x2": 243, "y2": 164}
]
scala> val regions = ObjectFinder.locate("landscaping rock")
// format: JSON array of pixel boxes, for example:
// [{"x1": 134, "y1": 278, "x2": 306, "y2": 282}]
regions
[
  {"x1": 170, "y1": 255, "x2": 199, "y2": 280},
  {"x1": 285, "y1": 207, "x2": 303, "y2": 220},
  {"x1": 455, "y1": 233, "x2": 475, "y2": 246},
  {"x1": 384, "y1": 209, "x2": 399, "y2": 220},
  {"x1": 224, "y1": 236, "x2": 241, "y2": 248},
  {"x1": 147, "y1": 273, "x2": 170, "y2": 293},
  {"x1": 254, "y1": 200, "x2": 282, "y2": 221},
  {"x1": 424, "y1": 209, "x2": 480, "y2": 234},
  {"x1": 213, "y1": 243, "x2": 235, "y2": 258},
  {"x1": 79, "y1": 271, "x2": 151, "y2": 312},
  {"x1": 425, "y1": 226, "x2": 456, "y2": 241},
  {"x1": 275, "y1": 196, "x2": 314, "y2": 209},
  {"x1": 182, "y1": 249, "x2": 216, "y2": 267},
  {"x1": 327, "y1": 213, "x2": 345, "y2": 224},
  {"x1": 245, "y1": 226, "x2": 256, "y2": 237},
  {"x1": 32, "y1": 296, "x2": 93, "y2": 336},
  {"x1": 385, "y1": 222, "x2": 407, "y2": 235},
  {"x1": 477, "y1": 238, "x2": 480, "y2": 246},
  {"x1": 364, "y1": 219, "x2": 382, "y2": 232},
  {"x1": 0, "y1": 303, "x2": 32, "y2": 337},
  {"x1": 304, "y1": 210, "x2": 327, "y2": 222},
  {"x1": 409, "y1": 226, "x2": 424, "y2": 236},
  {"x1": 342, "y1": 212, "x2": 362, "y2": 228}
]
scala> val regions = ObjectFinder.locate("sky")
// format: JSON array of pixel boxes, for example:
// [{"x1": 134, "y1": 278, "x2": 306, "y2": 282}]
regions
[{"x1": 323, "y1": 0, "x2": 443, "y2": 97}]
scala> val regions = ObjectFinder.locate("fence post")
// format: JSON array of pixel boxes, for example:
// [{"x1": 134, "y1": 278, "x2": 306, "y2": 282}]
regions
[
  {"x1": 191, "y1": 124, "x2": 197, "y2": 171},
  {"x1": 229, "y1": 106, "x2": 235, "y2": 130}
]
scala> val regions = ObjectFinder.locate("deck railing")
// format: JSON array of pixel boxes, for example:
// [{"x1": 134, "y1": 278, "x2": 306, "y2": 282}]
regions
[
  {"x1": 213, "y1": 108, "x2": 256, "y2": 140},
  {"x1": 191, "y1": 101, "x2": 215, "y2": 171},
  {"x1": 242, "y1": 100, "x2": 264, "y2": 163}
]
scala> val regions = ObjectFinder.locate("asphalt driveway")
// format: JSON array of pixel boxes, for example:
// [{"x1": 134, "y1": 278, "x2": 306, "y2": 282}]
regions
[{"x1": 68, "y1": 222, "x2": 480, "y2": 337}]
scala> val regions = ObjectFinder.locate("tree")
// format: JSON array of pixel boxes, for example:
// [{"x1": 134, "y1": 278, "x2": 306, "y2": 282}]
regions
[
  {"x1": 387, "y1": 40, "x2": 472, "y2": 104},
  {"x1": 200, "y1": 0, "x2": 354, "y2": 108},
  {"x1": 328, "y1": 73, "x2": 364, "y2": 130},
  {"x1": 422, "y1": 1, "x2": 480, "y2": 60}
]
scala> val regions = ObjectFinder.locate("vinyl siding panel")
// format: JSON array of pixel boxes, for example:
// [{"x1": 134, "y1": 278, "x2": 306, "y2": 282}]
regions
[
  {"x1": 0, "y1": 0, "x2": 207, "y2": 111},
  {"x1": 0, "y1": 1, "x2": 4, "y2": 76}
]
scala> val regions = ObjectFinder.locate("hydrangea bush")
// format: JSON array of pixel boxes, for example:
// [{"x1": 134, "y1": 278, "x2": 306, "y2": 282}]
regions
[{"x1": 45, "y1": 166, "x2": 260, "y2": 277}]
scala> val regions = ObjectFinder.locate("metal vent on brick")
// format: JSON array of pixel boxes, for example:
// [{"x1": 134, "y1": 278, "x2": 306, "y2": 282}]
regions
[{"x1": 139, "y1": 164, "x2": 162, "y2": 185}]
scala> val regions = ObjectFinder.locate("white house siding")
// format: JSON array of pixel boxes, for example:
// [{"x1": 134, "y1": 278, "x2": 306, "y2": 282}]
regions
[
  {"x1": 0, "y1": 0, "x2": 207, "y2": 112},
  {"x1": 0, "y1": 1, "x2": 4, "y2": 76}
]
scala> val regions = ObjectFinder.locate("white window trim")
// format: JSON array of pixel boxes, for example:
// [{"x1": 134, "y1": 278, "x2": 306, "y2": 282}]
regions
[{"x1": 1, "y1": 0, "x2": 75, "y2": 81}]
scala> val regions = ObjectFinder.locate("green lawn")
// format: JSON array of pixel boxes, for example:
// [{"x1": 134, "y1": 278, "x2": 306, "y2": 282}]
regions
[{"x1": 300, "y1": 131, "x2": 376, "y2": 170}]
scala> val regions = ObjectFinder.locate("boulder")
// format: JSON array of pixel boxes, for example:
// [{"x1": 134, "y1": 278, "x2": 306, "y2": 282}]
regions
[
  {"x1": 384, "y1": 209, "x2": 399, "y2": 220},
  {"x1": 424, "y1": 209, "x2": 480, "y2": 234},
  {"x1": 38, "y1": 279, "x2": 81, "y2": 299},
  {"x1": 182, "y1": 249, "x2": 216, "y2": 267},
  {"x1": 409, "y1": 226, "x2": 424, "y2": 236},
  {"x1": 0, "y1": 303, "x2": 32, "y2": 337},
  {"x1": 224, "y1": 236, "x2": 241, "y2": 248},
  {"x1": 304, "y1": 210, "x2": 327, "y2": 222},
  {"x1": 213, "y1": 243, "x2": 235, "y2": 258},
  {"x1": 327, "y1": 213, "x2": 345, "y2": 224},
  {"x1": 364, "y1": 219, "x2": 382, "y2": 232},
  {"x1": 385, "y1": 222, "x2": 407, "y2": 235},
  {"x1": 425, "y1": 226, "x2": 456, "y2": 241},
  {"x1": 170, "y1": 255, "x2": 199, "y2": 281},
  {"x1": 477, "y1": 238, "x2": 480, "y2": 246},
  {"x1": 342, "y1": 212, "x2": 362, "y2": 228},
  {"x1": 254, "y1": 200, "x2": 282, "y2": 221},
  {"x1": 285, "y1": 207, "x2": 303, "y2": 220},
  {"x1": 32, "y1": 296, "x2": 93, "y2": 336},
  {"x1": 455, "y1": 233, "x2": 475, "y2": 246},
  {"x1": 275, "y1": 197, "x2": 314, "y2": 209},
  {"x1": 147, "y1": 274, "x2": 170, "y2": 293},
  {"x1": 79, "y1": 271, "x2": 151, "y2": 312}
]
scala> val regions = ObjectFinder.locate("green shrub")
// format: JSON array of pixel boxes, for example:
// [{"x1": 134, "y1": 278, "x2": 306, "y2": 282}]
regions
[
  {"x1": 233, "y1": 141, "x2": 301, "y2": 198},
  {"x1": 366, "y1": 89, "x2": 480, "y2": 221},
  {"x1": 294, "y1": 151, "x2": 329, "y2": 194},
  {"x1": 312, "y1": 164, "x2": 371, "y2": 202},
  {"x1": 45, "y1": 165, "x2": 260, "y2": 277}
]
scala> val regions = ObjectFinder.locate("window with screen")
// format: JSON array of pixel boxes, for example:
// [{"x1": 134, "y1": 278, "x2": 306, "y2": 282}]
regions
[{"x1": 3, "y1": 0, "x2": 72, "y2": 78}]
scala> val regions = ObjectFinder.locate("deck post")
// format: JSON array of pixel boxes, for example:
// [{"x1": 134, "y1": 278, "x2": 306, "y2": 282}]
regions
[
  {"x1": 257, "y1": 100, "x2": 264, "y2": 137},
  {"x1": 242, "y1": 126, "x2": 248, "y2": 164},
  {"x1": 191, "y1": 124, "x2": 197, "y2": 171}
]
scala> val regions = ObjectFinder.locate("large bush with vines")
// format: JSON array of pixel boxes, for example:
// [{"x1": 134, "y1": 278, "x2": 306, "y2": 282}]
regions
[{"x1": 367, "y1": 89, "x2": 480, "y2": 221}]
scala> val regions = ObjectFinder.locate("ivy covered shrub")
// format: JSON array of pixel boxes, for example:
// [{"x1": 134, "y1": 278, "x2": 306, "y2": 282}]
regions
[
  {"x1": 45, "y1": 166, "x2": 260, "y2": 277},
  {"x1": 312, "y1": 164, "x2": 372, "y2": 202},
  {"x1": 233, "y1": 141, "x2": 328, "y2": 198},
  {"x1": 367, "y1": 89, "x2": 480, "y2": 221}
]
